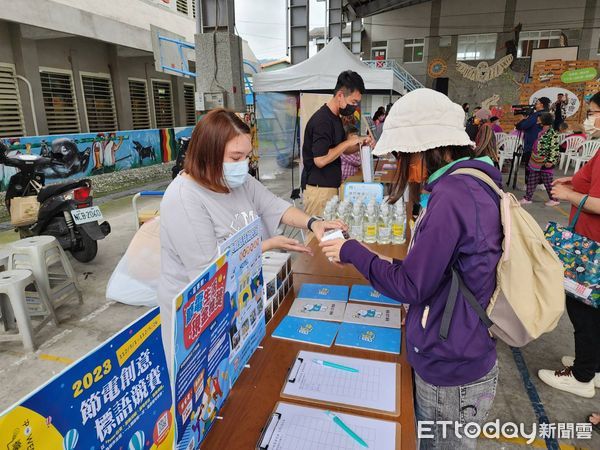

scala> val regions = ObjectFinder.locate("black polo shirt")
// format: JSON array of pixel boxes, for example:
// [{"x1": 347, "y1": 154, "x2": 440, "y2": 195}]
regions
[{"x1": 301, "y1": 104, "x2": 346, "y2": 189}]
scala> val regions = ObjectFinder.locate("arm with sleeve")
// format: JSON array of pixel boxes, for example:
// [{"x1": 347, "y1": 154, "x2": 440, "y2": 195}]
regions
[
  {"x1": 168, "y1": 184, "x2": 220, "y2": 281},
  {"x1": 340, "y1": 183, "x2": 468, "y2": 304},
  {"x1": 312, "y1": 125, "x2": 334, "y2": 160},
  {"x1": 516, "y1": 113, "x2": 538, "y2": 131},
  {"x1": 247, "y1": 177, "x2": 292, "y2": 237}
]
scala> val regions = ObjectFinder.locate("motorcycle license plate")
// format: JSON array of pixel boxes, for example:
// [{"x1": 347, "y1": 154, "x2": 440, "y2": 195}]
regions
[{"x1": 71, "y1": 206, "x2": 103, "y2": 225}]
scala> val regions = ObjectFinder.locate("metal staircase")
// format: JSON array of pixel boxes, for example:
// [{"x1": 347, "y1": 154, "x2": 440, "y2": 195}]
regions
[{"x1": 363, "y1": 59, "x2": 424, "y2": 92}]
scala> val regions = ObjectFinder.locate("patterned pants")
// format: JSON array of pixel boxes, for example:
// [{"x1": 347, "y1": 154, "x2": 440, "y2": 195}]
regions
[{"x1": 525, "y1": 170, "x2": 555, "y2": 201}]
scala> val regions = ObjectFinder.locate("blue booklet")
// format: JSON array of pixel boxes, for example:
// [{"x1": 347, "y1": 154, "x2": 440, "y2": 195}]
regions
[
  {"x1": 296, "y1": 283, "x2": 349, "y2": 303},
  {"x1": 335, "y1": 322, "x2": 401, "y2": 354},
  {"x1": 272, "y1": 316, "x2": 340, "y2": 347},
  {"x1": 349, "y1": 284, "x2": 402, "y2": 306}
]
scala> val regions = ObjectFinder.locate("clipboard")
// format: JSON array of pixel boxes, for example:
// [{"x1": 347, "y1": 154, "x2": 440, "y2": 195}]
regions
[
  {"x1": 280, "y1": 350, "x2": 402, "y2": 417},
  {"x1": 257, "y1": 402, "x2": 401, "y2": 450}
]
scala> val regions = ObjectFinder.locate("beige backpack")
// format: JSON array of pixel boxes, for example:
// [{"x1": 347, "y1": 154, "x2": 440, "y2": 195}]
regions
[{"x1": 439, "y1": 168, "x2": 565, "y2": 347}]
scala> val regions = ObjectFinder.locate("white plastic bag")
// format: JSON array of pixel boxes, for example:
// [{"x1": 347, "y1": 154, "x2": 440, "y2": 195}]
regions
[{"x1": 106, "y1": 217, "x2": 161, "y2": 306}]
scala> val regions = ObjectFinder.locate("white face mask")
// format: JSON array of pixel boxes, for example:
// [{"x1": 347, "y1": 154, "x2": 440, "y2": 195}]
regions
[
  {"x1": 583, "y1": 116, "x2": 598, "y2": 134},
  {"x1": 223, "y1": 160, "x2": 249, "y2": 189}
]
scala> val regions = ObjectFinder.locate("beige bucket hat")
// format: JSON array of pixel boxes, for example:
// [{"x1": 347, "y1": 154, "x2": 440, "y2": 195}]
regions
[{"x1": 372, "y1": 88, "x2": 475, "y2": 155}]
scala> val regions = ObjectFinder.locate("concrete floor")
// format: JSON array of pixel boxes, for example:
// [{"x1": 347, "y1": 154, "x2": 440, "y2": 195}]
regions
[{"x1": 0, "y1": 156, "x2": 597, "y2": 450}]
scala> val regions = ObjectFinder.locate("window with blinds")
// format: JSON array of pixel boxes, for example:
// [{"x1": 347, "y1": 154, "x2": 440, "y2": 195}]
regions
[
  {"x1": 183, "y1": 83, "x2": 196, "y2": 126},
  {"x1": 40, "y1": 70, "x2": 80, "y2": 135},
  {"x1": 177, "y1": 0, "x2": 188, "y2": 14},
  {"x1": 128, "y1": 79, "x2": 151, "y2": 129},
  {"x1": 0, "y1": 64, "x2": 25, "y2": 138},
  {"x1": 192, "y1": 0, "x2": 196, "y2": 18},
  {"x1": 152, "y1": 80, "x2": 174, "y2": 128},
  {"x1": 81, "y1": 74, "x2": 117, "y2": 132}
]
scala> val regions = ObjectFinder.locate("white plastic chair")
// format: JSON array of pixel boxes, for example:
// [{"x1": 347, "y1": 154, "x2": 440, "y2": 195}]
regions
[
  {"x1": 498, "y1": 135, "x2": 521, "y2": 170},
  {"x1": 560, "y1": 136, "x2": 585, "y2": 172},
  {"x1": 494, "y1": 132, "x2": 507, "y2": 148},
  {"x1": 572, "y1": 140, "x2": 600, "y2": 173},
  {"x1": 558, "y1": 133, "x2": 569, "y2": 145}
]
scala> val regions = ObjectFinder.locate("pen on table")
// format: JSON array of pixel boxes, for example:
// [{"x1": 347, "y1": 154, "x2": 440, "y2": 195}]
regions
[
  {"x1": 312, "y1": 358, "x2": 359, "y2": 373},
  {"x1": 325, "y1": 411, "x2": 369, "y2": 448}
]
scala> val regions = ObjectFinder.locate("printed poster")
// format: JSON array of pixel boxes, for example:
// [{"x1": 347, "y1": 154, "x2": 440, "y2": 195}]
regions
[
  {"x1": 218, "y1": 218, "x2": 265, "y2": 384},
  {"x1": 172, "y1": 254, "x2": 232, "y2": 449},
  {"x1": 0, "y1": 308, "x2": 173, "y2": 450}
]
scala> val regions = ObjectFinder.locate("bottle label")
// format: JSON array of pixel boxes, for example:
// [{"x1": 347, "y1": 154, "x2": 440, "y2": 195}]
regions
[
  {"x1": 351, "y1": 225, "x2": 362, "y2": 236},
  {"x1": 365, "y1": 225, "x2": 377, "y2": 236},
  {"x1": 379, "y1": 227, "x2": 391, "y2": 237},
  {"x1": 392, "y1": 224, "x2": 405, "y2": 236}
]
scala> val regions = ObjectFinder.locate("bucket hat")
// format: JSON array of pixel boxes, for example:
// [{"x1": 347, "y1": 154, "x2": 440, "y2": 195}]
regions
[{"x1": 373, "y1": 88, "x2": 475, "y2": 155}]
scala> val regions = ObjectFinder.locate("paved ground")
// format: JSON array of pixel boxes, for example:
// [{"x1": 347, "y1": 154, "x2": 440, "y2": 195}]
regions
[{"x1": 0, "y1": 156, "x2": 597, "y2": 449}]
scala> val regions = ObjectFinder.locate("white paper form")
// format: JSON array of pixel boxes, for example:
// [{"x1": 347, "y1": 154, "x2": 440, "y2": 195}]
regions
[
  {"x1": 282, "y1": 350, "x2": 397, "y2": 413},
  {"x1": 257, "y1": 402, "x2": 398, "y2": 450}
]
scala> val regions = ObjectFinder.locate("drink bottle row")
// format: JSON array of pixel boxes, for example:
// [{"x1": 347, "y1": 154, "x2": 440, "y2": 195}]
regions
[{"x1": 323, "y1": 195, "x2": 407, "y2": 245}]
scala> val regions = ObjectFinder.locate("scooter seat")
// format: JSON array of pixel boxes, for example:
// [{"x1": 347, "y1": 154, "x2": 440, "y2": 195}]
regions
[{"x1": 37, "y1": 179, "x2": 89, "y2": 203}]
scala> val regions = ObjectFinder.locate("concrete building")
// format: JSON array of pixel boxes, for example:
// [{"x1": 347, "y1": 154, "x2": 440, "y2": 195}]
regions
[
  {"x1": 0, "y1": 0, "x2": 200, "y2": 138},
  {"x1": 362, "y1": 0, "x2": 600, "y2": 108}
]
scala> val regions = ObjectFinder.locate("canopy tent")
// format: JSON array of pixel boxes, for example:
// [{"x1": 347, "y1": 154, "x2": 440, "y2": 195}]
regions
[
  {"x1": 242, "y1": 39, "x2": 261, "y2": 75},
  {"x1": 253, "y1": 37, "x2": 404, "y2": 94}
]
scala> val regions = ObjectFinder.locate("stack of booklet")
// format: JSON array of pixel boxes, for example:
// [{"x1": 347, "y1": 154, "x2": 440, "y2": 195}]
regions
[{"x1": 272, "y1": 283, "x2": 403, "y2": 354}]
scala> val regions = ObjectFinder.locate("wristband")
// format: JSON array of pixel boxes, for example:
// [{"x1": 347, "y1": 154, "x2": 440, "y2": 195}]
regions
[{"x1": 307, "y1": 216, "x2": 323, "y2": 232}]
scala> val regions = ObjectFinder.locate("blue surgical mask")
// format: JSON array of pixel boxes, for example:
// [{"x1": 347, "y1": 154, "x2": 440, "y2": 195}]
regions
[{"x1": 223, "y1": 160, "x2": 249, "y2": 188}]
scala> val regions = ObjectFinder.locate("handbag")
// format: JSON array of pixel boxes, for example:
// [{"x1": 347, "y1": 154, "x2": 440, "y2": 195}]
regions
[{"x1": 544, "y1": 195, "x2": 600, "y2": 308}]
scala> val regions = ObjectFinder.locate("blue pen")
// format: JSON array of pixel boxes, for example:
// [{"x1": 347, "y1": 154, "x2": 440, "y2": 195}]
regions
[
  {"x1": 312, "y1": 358, "x2": 359, "y2": 373},
  {"x1": 325, "y1": 411, "x2": 369, "y2": 448}
]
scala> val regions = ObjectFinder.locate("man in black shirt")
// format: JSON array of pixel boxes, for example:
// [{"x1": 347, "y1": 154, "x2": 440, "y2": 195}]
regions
[{"x1": 301, "y1": 70, "x2": 367, "y2": 217}]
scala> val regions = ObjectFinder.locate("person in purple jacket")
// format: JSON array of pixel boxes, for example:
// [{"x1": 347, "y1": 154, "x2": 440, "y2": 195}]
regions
[{"x1": 321, "y1": 89, "x2": 503, "y2": 449}]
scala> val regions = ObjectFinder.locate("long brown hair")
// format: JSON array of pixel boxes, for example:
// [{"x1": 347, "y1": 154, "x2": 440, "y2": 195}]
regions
[
  {"x1": 184, "y1": 108, "x2": 250, "y2": 193},
  {"x1": 389, "y1": 146, "x2": 474, "y2": 203},
  {"x1": 474, "y1": 125, "x2": 499, "y2": 161}
]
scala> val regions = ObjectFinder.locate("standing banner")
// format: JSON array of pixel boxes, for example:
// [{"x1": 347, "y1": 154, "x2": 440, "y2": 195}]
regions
[
  {"x1": 172, "y1": 254, "x2": 232, "y2": 449},
  {"x1": 0, "y1": 308, "x2": 173, "y2": 450},
  {"x1": 218, "y1": 218, "x2": 265, "y2": 384},
  {"x1": 172, "y1": 220, "x2": 265, "y2": 449}
]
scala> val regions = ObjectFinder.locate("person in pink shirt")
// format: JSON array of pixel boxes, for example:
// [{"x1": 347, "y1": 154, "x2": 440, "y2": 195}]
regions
[
  {"x1": 341, "y1": 126, "x2": 362, "y2": 180},
  {"x1": 490, "y1": 116, "x2": 503, "y2": 133}
]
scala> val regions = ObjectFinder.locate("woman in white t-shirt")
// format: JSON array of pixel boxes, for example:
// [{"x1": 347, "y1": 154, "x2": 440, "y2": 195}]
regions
[{"x1": 158, "y1": 108, "x2": 345, "y2": 357}]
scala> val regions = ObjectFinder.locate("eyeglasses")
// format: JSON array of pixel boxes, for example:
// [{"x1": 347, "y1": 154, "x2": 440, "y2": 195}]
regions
[{"x1": 586, "y1": 110, "x2": 600, "y2": 117}]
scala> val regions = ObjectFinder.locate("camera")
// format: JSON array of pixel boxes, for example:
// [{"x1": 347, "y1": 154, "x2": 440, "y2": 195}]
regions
[{"x1": 512, "y1": 104, "x2": 535, "y2": 116}]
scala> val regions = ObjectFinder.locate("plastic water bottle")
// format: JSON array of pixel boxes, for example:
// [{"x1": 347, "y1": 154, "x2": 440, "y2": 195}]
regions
[
  {"x1": 323, "y1": 202, "x2": 334, "y2": 221},
  {"x1": 392, "y1": 202, "x2": 407, "y2": 245},
  {"x1": 363, "y1": 206, "x2": 378, "y2": 244},
  {"x1": 330, "y1": 195, "x2": 339, "y2": 209},
  {"x1": 377, "y1": 204, "x2": 392, "y2": 244},
  {"x1": 350, "y1": 203, "x2": 364, "y2": 241}
]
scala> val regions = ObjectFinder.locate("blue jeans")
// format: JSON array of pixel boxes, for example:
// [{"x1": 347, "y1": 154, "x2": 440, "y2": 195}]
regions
[{"x1": 415, "y1": 361, "x2": 499, "y2": 449}]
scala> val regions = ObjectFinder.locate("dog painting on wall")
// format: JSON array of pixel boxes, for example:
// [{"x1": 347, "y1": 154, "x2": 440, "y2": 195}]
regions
[{"x1": 133, "y1": 140, "x2": 156, "y2": 163}]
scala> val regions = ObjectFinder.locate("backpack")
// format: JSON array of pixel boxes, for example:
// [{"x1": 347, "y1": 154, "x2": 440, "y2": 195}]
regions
[{"x1": 439, "y1": 168, "x2": 565, "y2": 347}]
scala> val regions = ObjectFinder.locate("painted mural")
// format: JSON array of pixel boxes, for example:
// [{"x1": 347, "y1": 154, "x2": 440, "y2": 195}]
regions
[{"x1": 0, "y1": 126, "x2": 193, "y2": 191}]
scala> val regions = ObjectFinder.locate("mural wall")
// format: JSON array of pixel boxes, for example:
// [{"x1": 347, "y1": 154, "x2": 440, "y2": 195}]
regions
[{"x1": 0, "y1": 126, "x2": 194, "y2": 191}]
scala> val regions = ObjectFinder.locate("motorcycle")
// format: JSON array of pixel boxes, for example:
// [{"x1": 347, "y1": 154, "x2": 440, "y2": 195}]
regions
[
  {"x1": 0, "y1": 142, "x2": 111, "y2": 262},
  {"x1": 171, "y1": 137, "x2": 190, "y2": 179}
]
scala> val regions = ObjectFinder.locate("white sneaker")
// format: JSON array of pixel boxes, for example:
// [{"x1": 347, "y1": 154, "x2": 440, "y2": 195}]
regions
[
  {"x1": 538, "y1": 367, "x2": 595, "y2": 398},
  {"x1": 562, "y1": 356, "x2": 600, "y2": 388}
]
